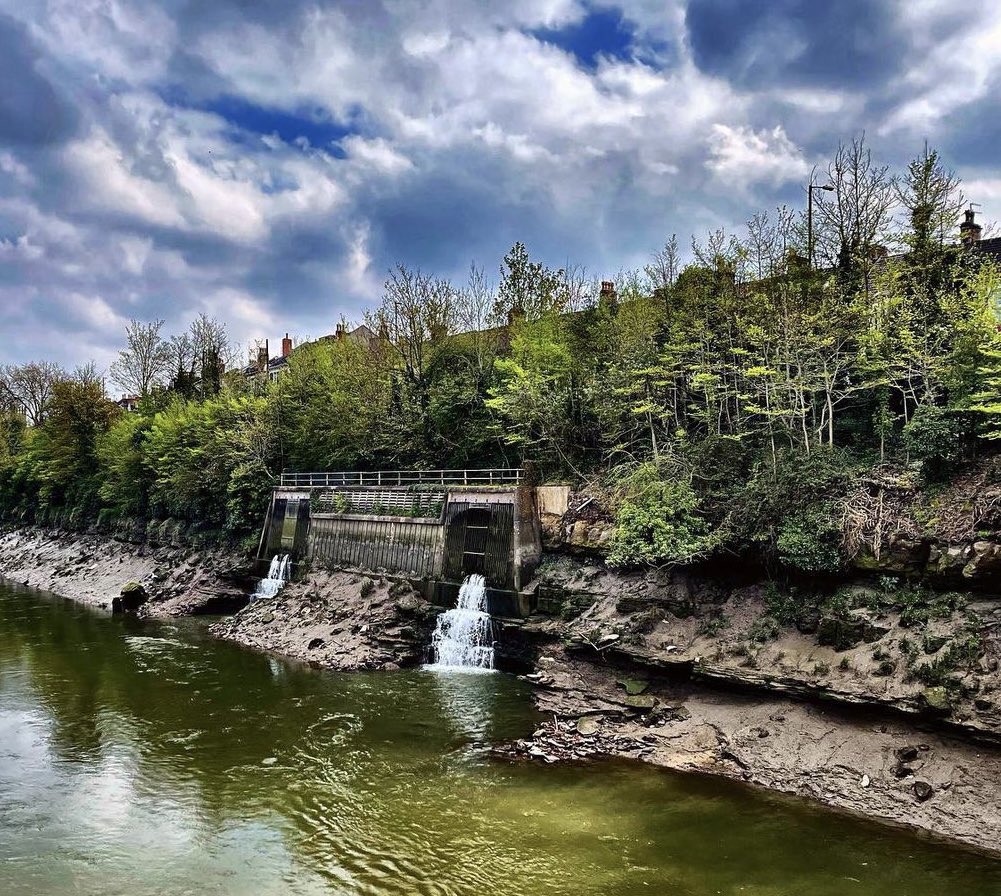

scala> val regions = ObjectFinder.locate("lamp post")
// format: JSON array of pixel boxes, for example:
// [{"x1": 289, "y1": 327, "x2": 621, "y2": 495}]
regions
[{"x1": 807, "y1": 180, "x2": 835, "y2": 269}]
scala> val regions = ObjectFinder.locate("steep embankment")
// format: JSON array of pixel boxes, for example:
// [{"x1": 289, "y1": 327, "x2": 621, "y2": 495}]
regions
[{"x1": 0, "y1": 527, "x2": 252, "y2": 614}]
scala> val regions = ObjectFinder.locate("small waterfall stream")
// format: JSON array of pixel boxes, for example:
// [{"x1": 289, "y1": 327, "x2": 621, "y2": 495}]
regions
[
  {"x1": 253, "y1": 554, "x2": 291, "y2": 600},
  {"x1": 426, "y1": 574, "x2": 495, "y2": 671}
]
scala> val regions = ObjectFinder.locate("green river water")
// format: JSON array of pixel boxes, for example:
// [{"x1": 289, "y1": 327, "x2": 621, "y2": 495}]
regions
[{"x1": 1, "y1": 581, "x2": 999, "y2": 895}]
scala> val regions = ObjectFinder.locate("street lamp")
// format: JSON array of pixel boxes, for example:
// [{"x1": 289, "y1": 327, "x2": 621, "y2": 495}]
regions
[{"x1": 807, "y1": 180, "x2": 834, "y2": 269}]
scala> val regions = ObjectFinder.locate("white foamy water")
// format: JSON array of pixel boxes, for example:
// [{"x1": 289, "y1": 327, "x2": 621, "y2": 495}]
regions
[
  {"x1": 426, "y1": 574, "x2": 495, "y2": 671},
  {"x1": 253, "y1": 555, "x2": 290, "y2": 600}
]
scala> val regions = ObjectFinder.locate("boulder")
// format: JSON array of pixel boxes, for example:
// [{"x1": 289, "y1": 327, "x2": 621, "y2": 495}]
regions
[
  {"x1": 111, "y1": 581, "x2": 148, "y2": 614},
  {"x1": 913, "y1": 781, "x2": 934, "y2": 802},
  {"x1": 817, "y1": 615, "x2": 865, "y2": 651},
  {"x1": 566, "y1": 520, "x2": 614, "y2": 553},
  {"x1": 920, "y1": 686, "x2": 952, "y2": 714},
  {"x1": 962, "y1": 541, "x2": 1001, "y2": 583}
]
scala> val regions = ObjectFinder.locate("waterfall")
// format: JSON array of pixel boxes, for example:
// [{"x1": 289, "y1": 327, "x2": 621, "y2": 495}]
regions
[
  {"x1": 426, "y1": 574, "x2": 495, "y2": 671},
  {"x1": 253, "y1": 554, "x2": 291, "y2": 600}
]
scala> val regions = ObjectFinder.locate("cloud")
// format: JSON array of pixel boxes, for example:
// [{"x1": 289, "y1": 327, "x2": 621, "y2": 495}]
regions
[
  {"x1": 1, "y1": 1, "x2": 1001, "y2": 372},
  {"x1": 706, "y1": 124, "x2": 810, "y2": 189}
]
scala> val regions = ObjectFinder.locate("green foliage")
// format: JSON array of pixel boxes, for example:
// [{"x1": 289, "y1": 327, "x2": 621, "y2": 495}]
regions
[
  {"x1": 901, "y1": 405, "x2": 966, "y2": 480},
  {"x1": 747, "y1": 615, "x2": 781, "y2": 642},
  {"x1": 732, "y1": 448, "x2": 856, "y2": 573},
  {"x1": 607, "y1": 463, "x2": 717, "y2": 567},
  {"x1": 776, "y1": 508, "x2": 845, "y2": 574}
]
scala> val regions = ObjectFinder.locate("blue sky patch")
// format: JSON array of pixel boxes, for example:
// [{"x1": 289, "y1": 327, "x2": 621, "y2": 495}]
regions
[{"x1": 532, "y1": 7, "x2": 635, "y2": 68}]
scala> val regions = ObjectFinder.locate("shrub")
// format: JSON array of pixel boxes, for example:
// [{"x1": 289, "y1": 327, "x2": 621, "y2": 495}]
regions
[
  {"x1": 901, "y1": 405, "x2": 967, "y2": 480},
  {"x1": 776, "y1": 508, "x2": 844, "y2": 574},
  {"x1": 607, "y1": 464, "x2": 718, "y2": 567}
]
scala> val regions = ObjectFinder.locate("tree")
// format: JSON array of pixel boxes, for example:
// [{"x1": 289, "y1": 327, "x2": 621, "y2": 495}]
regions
[
  {"x1": 189, "y1": 314, "x2": 233, "y2": 398},
  {"x1": 0, "y1": 361, "x2": 66, "y2": 425},
  {"x1": 813, "y1": 134, "x2": 895, "y2": 293},
  {"x1": 896, "y1": 145, "x2": 964, "y2": 253},
  {"x1": 109, "y1": 319, "x2": 172, "y2": 397},
  {"x1": 645, "y1": 234, "x2": 681, "y2": 293},
  {"x1": 493, "y1": 242, "x2": 565, "y2": 322},
  {"x1": 32, "y1": 377, "x2": 119, "y2": 510}
]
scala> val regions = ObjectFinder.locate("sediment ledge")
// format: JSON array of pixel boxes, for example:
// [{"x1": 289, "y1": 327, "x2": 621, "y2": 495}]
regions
[{"x1": 0, "y1": 526, "x2": 251, "y2": 614}]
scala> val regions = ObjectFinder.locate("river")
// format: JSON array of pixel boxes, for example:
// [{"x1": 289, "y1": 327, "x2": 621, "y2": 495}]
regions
[{"x1": 1, "y1": 581, "x2": 999, "y2": 895}]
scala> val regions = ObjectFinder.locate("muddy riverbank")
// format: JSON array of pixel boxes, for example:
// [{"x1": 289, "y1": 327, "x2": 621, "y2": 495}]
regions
[{"x1": 3, "y1": 525, "x2": 1001, "y2": 857}]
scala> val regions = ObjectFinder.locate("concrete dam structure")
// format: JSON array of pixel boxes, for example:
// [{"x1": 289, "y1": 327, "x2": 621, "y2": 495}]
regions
[{"x1": 256, "y1": 468, "x2": 564, "y2": 616}]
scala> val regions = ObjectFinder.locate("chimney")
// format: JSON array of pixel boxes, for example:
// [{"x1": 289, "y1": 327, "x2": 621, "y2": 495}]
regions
[
  {"x1": 257, "y1": 339, "x2": 269, "y2": 371},
  {"x1": 282, "y1": 333, "x2": 292, "y2": 357},
  {"x1": 961, "y1": 207, "x2": 982, "y2": 246},
  {"x1": 599, "y1": 279, "x2": 618, "y2": 312},
  {"x1": 506, "y1": 304, "x2": 525, "y2": 328},
  {"x1": 335, "y1": 322, "x2": 346, "y2": 341}
]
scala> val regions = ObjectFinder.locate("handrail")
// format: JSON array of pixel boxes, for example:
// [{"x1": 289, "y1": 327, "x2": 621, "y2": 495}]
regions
[{"x1": 279, "y1": 468, "x2": 523, "y2": 489}]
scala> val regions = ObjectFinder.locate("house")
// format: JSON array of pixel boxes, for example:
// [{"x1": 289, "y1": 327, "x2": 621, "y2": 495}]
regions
[
  {"x1": 243, "y1": 325, "x2": 381, "y2": 382},
  {"x1": 116, "y1": 395, "x2": 140, "y2": 413}
]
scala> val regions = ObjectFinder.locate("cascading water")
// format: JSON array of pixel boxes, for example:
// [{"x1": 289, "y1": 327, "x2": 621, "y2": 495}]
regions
[
  {"x1": 253, "y1": 554, "x2": 291, "y2": 600},
  {"x1": 426, "y1": 574, "x2": 495, "y2": 671}
]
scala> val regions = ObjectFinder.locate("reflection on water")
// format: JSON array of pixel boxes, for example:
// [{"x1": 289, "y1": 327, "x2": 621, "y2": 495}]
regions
[{"x1": 1, "y1": 581, "x2": 1000, "y2": 896}]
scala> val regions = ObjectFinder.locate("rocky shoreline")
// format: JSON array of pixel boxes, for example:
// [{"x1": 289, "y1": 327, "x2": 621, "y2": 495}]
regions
[{"x1": 3, "y1": 525, "x2": 1001, "y2": 857}]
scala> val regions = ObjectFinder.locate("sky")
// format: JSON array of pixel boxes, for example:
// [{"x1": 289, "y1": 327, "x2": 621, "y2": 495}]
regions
[{"x1": 3, "y1": 0, "x2": 1001, "y2": 378}]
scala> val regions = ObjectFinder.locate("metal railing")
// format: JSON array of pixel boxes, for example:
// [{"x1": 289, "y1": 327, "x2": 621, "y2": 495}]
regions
[{"x1": 279, "y1": 468, "x2": 523, "y2": 489}]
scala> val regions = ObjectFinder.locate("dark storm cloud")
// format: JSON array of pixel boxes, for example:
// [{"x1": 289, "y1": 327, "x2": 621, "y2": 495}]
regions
[
  {"x1": 0, "y1": 14, "x2": 80, "y2": 147},
  {"x1": 686, "y1": 0, "x2": 950, "y2": 90},
  {"x1": 2, "y1": 1, "x2": 1001, "y2": 372}
]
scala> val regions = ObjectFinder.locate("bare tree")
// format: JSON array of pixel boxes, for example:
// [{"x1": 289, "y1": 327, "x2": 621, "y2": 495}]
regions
[
  {"x1": 645, "y1": 234, "x2": 681, "y2": 291},
  {"x1": 109, "y1": 318, "x2": 172, "y2": 397},
  {"x1": 0, "y1": 361, "x2": 66, "y2": 425},
  {"x1": 559, "y1": 262, "x2": 594, "y2": 312},
  {"x1": 189, "y1": 314, "x2": 233, "y2": 397},
  {"x1": 73, "y1": 361, "x2": 104, "y2": 390},
  {"x1": 370, "y1": 264, "x2": 460, "y2": 389},
  {"x1": 813, "y1": 134, "x2": 895, "y2": 286},
  {"x1": 458, "y1": 263, "x2": 498, "y2": 373}
]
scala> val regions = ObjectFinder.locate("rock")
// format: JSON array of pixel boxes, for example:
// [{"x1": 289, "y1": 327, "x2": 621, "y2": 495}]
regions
[
  {"x1": 112, "y1": 581, "x2": 148, "y2": 614},
  {"x1": 896, "y1": 745, "x2": 920, "y2": 763},
  {"x1": 795, "y1": 607, "x2": 821, "y2": 634},
  {"x1": 576, "y1": 716, "x2": 601, "y2": 735},
  {"x1": 566, "y1": 519, "x2": 614, "y2": 553},
  {"x1": 307, "y1": 637, "x2": 325, "y2": 650},
  {"x1": 621, "y1": 695, "x2": 657, "y2": 711},
  {"x1": 893, "y1": 763, "x2": 914, "y2": 779},
  {"x1": 854, "y1": 535, "x2": 929, "y2": 575},
  {"x1": 861, "y1": 774, "x2": 870, "y2": 788},
  {"x1": 259, "y1": 612, "x2": 276, "y2": 625},
  {"x1": 394, "y1": 595, "x2": 422, "y2": 615},
  {"x1": 923, "y1": 634, "x2": 949, "y2": 654},
  {"x1": 617, "y1": 677, "x2": 649, "y2": 696},
  {"x1": 920, "y1": 686, "x2": 952, "y2": 714},
  {"x1": 817, "y1": 614, "x2": 865, "y2": 651},
  {"x1": 913, "y1": 781, "x2": 934, "y2": 802},
  {"x1": 962, "y1": 541, "x2": 1001, "y2": 582},
  {"x1": 749, "y1": 727, "x2": 769, "y2": 738}
]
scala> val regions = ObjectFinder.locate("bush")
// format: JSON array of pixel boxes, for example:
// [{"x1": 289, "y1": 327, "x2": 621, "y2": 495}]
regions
[
  {"x1": 902, "y1": 405, "x2": 966, "y2": 480},
  {"x1": 776, "y1": 507, "x2": 844, "y2": 574},
  {"x1": 732, "y1": 448, "x2": 857, "y2": 573},
  {"x1": 607, "y1": 463, "x2": 718, "y2": 567}
]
